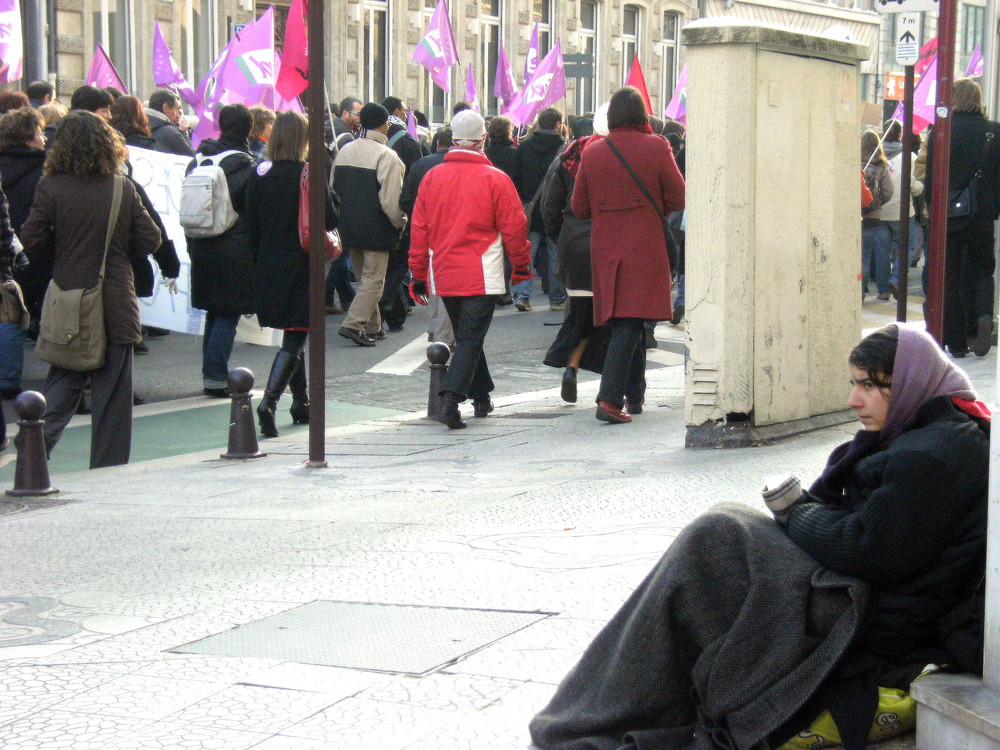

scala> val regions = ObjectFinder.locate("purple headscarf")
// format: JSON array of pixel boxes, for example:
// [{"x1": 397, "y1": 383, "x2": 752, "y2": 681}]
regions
[{"x1": 809, "y1": 326, "x2": 978, "y2": 503}]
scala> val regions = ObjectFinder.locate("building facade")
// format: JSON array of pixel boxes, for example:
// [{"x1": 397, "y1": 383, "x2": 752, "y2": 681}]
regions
[{"x1": 15, "y1": 0, "x2": 990, "y2": 126}]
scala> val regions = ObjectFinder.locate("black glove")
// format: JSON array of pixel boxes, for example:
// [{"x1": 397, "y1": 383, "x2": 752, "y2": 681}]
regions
[{"x1": 408, "y1": 280, "x2": 429, "y2": 305}]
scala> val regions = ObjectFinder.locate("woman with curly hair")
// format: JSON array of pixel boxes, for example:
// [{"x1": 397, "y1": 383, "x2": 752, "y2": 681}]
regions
[{"x1": 20, "y1": 111, "x2": 161, "y2": 468}]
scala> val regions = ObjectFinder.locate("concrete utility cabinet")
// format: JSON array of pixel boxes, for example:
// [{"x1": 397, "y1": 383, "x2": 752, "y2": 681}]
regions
[{"x1": 682, "y1": 21, "x2": 870, "y2": 447}]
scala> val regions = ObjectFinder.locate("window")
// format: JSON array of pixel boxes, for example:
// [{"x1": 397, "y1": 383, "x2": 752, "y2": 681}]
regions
[
  {"x1": 533, "y1": 0, "x2": 552, "y2": 66},
  {"x1": 577, "y1": 0, "x2": 598, "y2": 115},
  {"x1": 424, "y1": 0, "x2": 449, "y2": 125},
  {"x1": 661, "y1": 11, "x2": 680, "y2": 112},
  {"x1": 961, "y1": 5, "x2": 985, "y2": 72},
  {"x1": 184, "y1": 0, "x2": 218, "y2": 99},
  {"x1": 93, "y1": 0, "x2": 133, "y2": 90},
  {"x1": 363, "y1": 0, "x2": 388, "y2": 103},
  {"x1": 481, "y1": 0, "x2": 502, "y2": 116},
  {"x1": 622, "y1": 5, "x2": 640, "y2": 75}
]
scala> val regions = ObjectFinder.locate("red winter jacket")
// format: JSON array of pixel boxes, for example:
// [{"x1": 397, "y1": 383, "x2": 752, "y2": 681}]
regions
[{"x1": 409, "y1": 149, "x2": 531, "y2": 296}]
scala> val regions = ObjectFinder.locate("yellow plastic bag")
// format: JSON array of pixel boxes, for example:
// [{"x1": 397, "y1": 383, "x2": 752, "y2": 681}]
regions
[{"x1": 776, "y1": 686, "x2": 917, "y2": 749}]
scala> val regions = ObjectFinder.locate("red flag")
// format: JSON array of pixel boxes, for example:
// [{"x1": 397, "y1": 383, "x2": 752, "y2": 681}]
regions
[
  {"x1": 276, "y1": 0, "x2": 308, "y2": 100},
  {"x1": 625, "y1": 57, "x2": 652, "y2": 114}
]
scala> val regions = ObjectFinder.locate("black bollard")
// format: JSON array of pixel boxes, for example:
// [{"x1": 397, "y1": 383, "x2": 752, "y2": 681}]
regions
[
  {"x1": 6, "y1": 391, "x2": 58, "y2": 497},
  {"x1": 426, "y1": 342, "x2": 451, "y2": 419},
  {"x1": 221, "y1": 368, "x2": 267, "y2": 460}
]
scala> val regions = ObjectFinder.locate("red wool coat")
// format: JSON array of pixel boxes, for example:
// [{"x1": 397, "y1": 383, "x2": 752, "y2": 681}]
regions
[{"x1": 571, "y1": 129, "x2": 685, "y2": 326}]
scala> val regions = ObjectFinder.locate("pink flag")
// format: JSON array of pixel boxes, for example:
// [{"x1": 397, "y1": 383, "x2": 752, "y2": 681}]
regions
[
  {"x1": 524, "y1": 20, "x2": 539, "y2": 81},
  {"x1": 406, "y1": 107, "x2": 418, "y2": 139},
  {"x1": 625, "y1": 57, "x2": 652, "y2": 114},
  {"x1": 493, "y1": 40, "x2": 516, "y2": 104},
  {"x1": 153, "y1": 22, "x2": 199, "y2": 110},
  {"x1": 215, "y1": 7, "x2": 275, "y2": 106},
  {"x1": 664, "y1": 64, "x2": 687, "y2": 125},
  {"x1": 503, "y1": 40, "x2": 566, "y2": 127},
  {"x1": 86, "y1": 44, "x2": 128, "y2": 93},
  {"x1": 893, "y1": 54, "x2": 936, "y2": 134},
  {"x1": 276, "y1": 0, "x2": 309, "y2": 100},
  {"x1": 966, "y1": 44, "x2": 984, "y2": 77},
  {"x1": 465, "y1": 64, "x2": 480, "y2": 112},
  {"x1": 0, "y1": 0, "x2": 23, "y2": 85},
  {"x1": 413, "y1": 0, "x2": 458, "y2": 92},
  {"x1": 191, "y1": 36, "x2": 238, "y2": 146},
  {"x1": 263, "y1": 51, "x2": 304, "y2": 112}
]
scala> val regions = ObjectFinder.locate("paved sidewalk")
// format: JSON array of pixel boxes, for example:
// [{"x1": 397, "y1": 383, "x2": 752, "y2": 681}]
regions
[{"x1": 0, "y1": 316, "x2": 993, "y2": 749}]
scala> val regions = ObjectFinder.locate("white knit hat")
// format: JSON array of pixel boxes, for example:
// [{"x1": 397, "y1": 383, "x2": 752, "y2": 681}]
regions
[
  {"x1": 451, "y1": 110, "x2": 486, "y2": 145},
  {"x1": 593, "y1": 103, "x2": 610, "y2": 136}
]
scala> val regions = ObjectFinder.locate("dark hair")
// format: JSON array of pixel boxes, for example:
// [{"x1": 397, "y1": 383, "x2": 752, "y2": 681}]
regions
[
  {"x1": 249, "y1": 105, "x2": 276, "y2": 140},
  {"x1": 537, "y1": 107, "x2": 562, "y2": 131},
  {"x1": 70, "y1": 85, "x2": 113, "y2": 113},
  {"x1": 849, "y1": 325, "x2": 898, "y2": 389},
  {"x1": 338, "y1": 96, "x2": 361, "y2": 117},
  {"x1": 883, "y1": 119, "x2": 902, "y2": 142},
  {"x1": 436, "y1": 127, "x2": 454, "y2": 149},
  {"x1": 487, "y1": 115, "x2": 513, "y2": 145},
  {"x1": 662, "y1": 119, "x2": 685, "y2": 138},
  {"x1": 148, "y1": 88, "x2": 181, "y2": 114},
  {"x1": 0, "y1": 89, "x2": 30, "y2": 115},
  {"x1": 218, "y1": 103, "x2": 252, "y2": 140},
  {"x1": 452, "y1": 101, "x2": 472, "y2": 115},
  {"x1": 414, "y1": 110, "x2": 429, "y2": 128},
  {"x1": 861, "y1": 129, "x2": 886, "y2": 166},
  {"x1": 0, "y1": 106, "x2": 44, "y2": 150},
  {"x1": 110, "y1": 95, "x2": 150, "y2": 137},
  {"x1": 381, "y1": 96, "x2": 404, "y2": 115},
  {"x1": 648, "y1": 115, "x2": 665, "y2": 135},
  {"x1": 571, "y1": 117, "x2": 594, "y2": 138},
  {"x1": 360, "y1": 102, "x2": 389, "y2": 130},
  {"x1": 103, "y1": 86, "x2": 124, "y2": 102},
  {"x1": 27, "y1": 80, "x2": 54, "y2": 102},
  {"x1": 607, "y1": 87, "x2": 649, "y2": 130},
  {"x1": 45, "y1": 110, "x2": 127, "y2": 176}
]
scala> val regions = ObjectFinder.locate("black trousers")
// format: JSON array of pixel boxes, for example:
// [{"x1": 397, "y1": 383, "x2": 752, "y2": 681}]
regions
[
  {"x1": 440, "y1": 295, "x2": 496, "y2": 401},
  {"x1": 942, "y1": 216, "x2": 995, "y2": 354},
  {"x1": 379, "y1": 251, "x2": 410, "y2": 330},
  {"x1": 596, "y1": 318, "x2": 646, "y2": 408}
]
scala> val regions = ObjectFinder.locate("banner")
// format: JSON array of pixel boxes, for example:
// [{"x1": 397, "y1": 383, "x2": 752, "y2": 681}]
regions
[
  {"x1": 0, "y1": 0, "x2": 23, "y2": 84},
  {"x1": 413, "y1": 0, "x2": 459, "y2": 92},
  {"x1": 86, "y1": 44, "x2": 128, "y2": 92},
  {"x1": 153, "y1": 22, "x2": 200, "y2": 110},
  {"x1": 892, "y1": 54, "x2": 935, "y2": 133},
  {"x1": 625, "y1": 57, "x2": 652, "y2": 114},
  {"x1": 524, "y1": 19, "x2": 539, "y2": 81},
  {"x1": 966, "y1": 44, "x2": 984, "y2": 77},
  {"x1": 128, "y1": 146, "x2": 280, "y2": 345},
  {"x1": 493, "y1": 41, "x2": 516, "y2": 104},
  {"x1": 465, "y1": 63, "x2": 480, "y2": 112},
  {"x1": 503, "y1": 41, "x2": 566, "y2": 126},
  {"x1": 664, "y1": 64, "x2": 687, "y2": 125},
  {"x1": 276, "y1": 0, "x2": 308, "y2": 100}
]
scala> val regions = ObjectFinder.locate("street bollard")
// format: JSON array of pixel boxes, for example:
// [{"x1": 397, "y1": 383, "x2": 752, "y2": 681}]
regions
[
  {"x1": 426, "y1": 343, "x2": 451, "y2": 419},
  {"x1": 221, "y1": 368, "x2": 267, "y2": 460},
  {"x1": 6, "y1": 391, "x2": 58, "y2": 497}
]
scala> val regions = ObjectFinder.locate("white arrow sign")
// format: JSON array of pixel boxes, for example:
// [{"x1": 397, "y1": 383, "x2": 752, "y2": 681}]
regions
[{"x1": 896, "y1": 13, "x2": 920, "y2": 64}]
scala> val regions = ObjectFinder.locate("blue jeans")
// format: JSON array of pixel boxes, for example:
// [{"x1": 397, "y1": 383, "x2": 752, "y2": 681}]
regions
[
  {"x1": 885, "y1": 217, "x2": 921, "y2": 286},
  {"x1": 0, "y1": 322, "x2": 25, "y2": 390},
  {"x1": 325, "y1": 253, "x2": 355, "y2": 308},
  {"x1": 513, "y1": 232, "x2": 565, "y2": 305},
  {"x1": 202, "y1": 312, "x2": 239, "y2": 389},
  {"x1": 861, "y1": 223, "x2": 892, "y2": 295}
]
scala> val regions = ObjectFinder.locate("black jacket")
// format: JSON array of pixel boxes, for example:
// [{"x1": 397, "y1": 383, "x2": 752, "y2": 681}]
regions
[
  {"x1": 542, "y1": 141, "x2": 592, "y2": 292},
  {"x1": 129, "y1": 178, "x2": 180, "y2": 298},
  {"x1": 246, "y1": 160, "x2": 339, "y2": 328},
  {"x1": 146, "y1": 109, "x2": 196, "y2": 157},
  {"x1": 516, "y1": 130, "x2": 565, "y2": 231},
  {"x1": 120, "y1": 129, "x2": 157, "y2": 151},
  {"x1": 184, "y1": 137, "x2": 257, "y2": 315},
  {"x1": 399, "y1": 150, "x2": 447, "y2": 216},
  {"x1": 385, "y1": 122, "x2": 423, "y2": 174},
  {"x1": 787, "y1": 396, "x2": 989, "y2": 671},
  {"x1": 926, "y1": 110, "x2": 1000, "y2": 222},
  {"x1": 331, "y1": 117, "x2": 356, "y2": 151},
  {"x1": 1, "y1": 146, "x2": 47, "y2": 306},
  {"x1": 485, "y1": 142, "x2": 519, "y2": 185}
]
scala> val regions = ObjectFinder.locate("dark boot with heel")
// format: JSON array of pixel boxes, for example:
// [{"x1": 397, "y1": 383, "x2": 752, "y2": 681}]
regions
[
  {"x1": 288, "y1": 353, "x2": 309, "y2": 425},
  {"x1": 257, "y1": 350, "x2": 298, "y2": 438},
  {"x1": 436, "y1": 392, "x2": 466, "y2": 429}
]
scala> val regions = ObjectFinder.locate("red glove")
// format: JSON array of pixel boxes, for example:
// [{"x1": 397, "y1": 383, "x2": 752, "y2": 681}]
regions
[
  {"x1": 510, "y1": 266, "x2": 533, "y2": 285},
  {"x1": 408, "y1": 280, "x2": 429, "y2": 305}
]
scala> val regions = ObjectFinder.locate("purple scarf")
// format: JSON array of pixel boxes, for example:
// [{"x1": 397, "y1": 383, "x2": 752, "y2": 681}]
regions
[{"x1": 809, "y1": 327, "x2": 977, "y2": 503}]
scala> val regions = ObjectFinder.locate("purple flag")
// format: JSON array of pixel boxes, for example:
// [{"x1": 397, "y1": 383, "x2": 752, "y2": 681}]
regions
[
  {"x1": 893, "y1": 54, "x2": 937, "y2": 133},
  {"x1": 0, "y1": 0, "x2": 23, "y2": 85},
  {"x1": 413, "y1": 0, "x2": 458, "y2": 92},
  {"x1": 524, "y1": 20, "x2": 539, "y2": 81},
  {"x1": 153, "y1": 22, "x2": 199, "y2": 110},
  {"x1": 86, "y1": 44, "x2": 128, "y2": 93},
  {"x1": 215, "y1": 7, "x2": 275, "y2": 106},
  {"x1": 263, "y1": 52, "x2": 304, "y2": 113},
  {"x1": 966, "y1": 44, "x2": 984, "y2": 77},
  {"x1": 465, "y1": 64, "x2": 480, "y2": 113},
  {"x1": 406, "y1": 107, "x2": 418, "y2": 139},
  {"x1": 503, "y1": 40, "x2": 566, "y2": 127},
  {"x1": 664, "y1": 64, "x2": 687, "y2": 125},
  {"x1": 494, "y1": 41, "x2": 516, "y2": 104}
]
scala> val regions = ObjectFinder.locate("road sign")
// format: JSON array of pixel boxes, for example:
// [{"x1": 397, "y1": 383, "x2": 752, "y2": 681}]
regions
[
  {"x1": 563, "y1": 53, "x2": 594, "y2": 79},
  {"x1": 875, "y1": 0, "x2": 937, "y2": 13},
  {"x1": 885, "y1": 71, "x2": 906, "y2": 100},
  {"x1": 895, "y1": 13, "x2": 920, "y2": 64}
]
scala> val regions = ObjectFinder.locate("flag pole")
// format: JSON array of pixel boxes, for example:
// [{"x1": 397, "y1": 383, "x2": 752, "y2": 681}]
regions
[{"x1": 324, "y1": 82, "x2": 337, "y2": 155}]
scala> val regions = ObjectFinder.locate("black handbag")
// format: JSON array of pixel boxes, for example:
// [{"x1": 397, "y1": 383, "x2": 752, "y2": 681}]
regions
[{"x1": 947, "y1": 131, "x2": 994, "y2": 219}]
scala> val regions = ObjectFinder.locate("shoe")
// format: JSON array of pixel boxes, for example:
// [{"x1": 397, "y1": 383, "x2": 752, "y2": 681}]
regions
[
  {"x1": 325, "y1": 304, "x2": 344, "y2": 315},
  {"x1": 133, "y1": 340, "x2": 149, "y2": 354},
  {"x1": 889, "y1": 282, "x2": 899, "y2": 300},
  {"x1": 877, "y1": 292, "x2": 890, "y2": 301},
  {"x1": 560, "y1": 367, "x2": 577, "y2": 403},
  {"x1": 497, "y1": 293, "x2": 513, "y2": 307},
  {"x1": 514, "y1": 298, "x2": 532, "y2": 312},
  {"x1": 373, "y1": 328, "x2": 387, "y2": 341},
  {"x1": 388, "y1": 324, "x2": 404, "y2": 332},
  {"x1": 472, "y1": 397, "x2": 494, "y2": 418},
  {"x1": 257, "y1": 350, "x2": 298, "y2": 438},
  {"x1": 436, "y1": 392, "x2": 466, "y2": 429},
  {"x1": 645, "y1": 329, "x2": 657, "y2": 350},
  {"x1": 670, "y1": 303, "x2": 685, "y2": 326},
  {"x1": 288, "y1": 352, "x2": 309, "y2": 425},
  {"x1": 146, "y1": 326, "x2": 170, "y2": 338},
  {"x1": 203, "y1": 387, "x2": 229, "y2": 398},
  {"x1": 625, "y1": 397, "x2": 644, "y2": 415},
  {"x1": 549, "y1": 302, "x2": 566, "y2": 311},
  {"x1": 338, "y1": 326, "x2": 376, "y2": 347},
  {"x1": 949, "y1": 346, "x2": 969, "y2": 359},
  {"x1": 0, "y1": 437, "x2": 8, "y2": 451},
  {"x1": 132, "y1": 393, "x2": 145, "y2": 406},
  {"x1": 972, "y1": 315, "x2": 993, "y2": 357},
  {"x1": 0, "y1": 386, "x2": 21, "y2": 400},
  {"x1": 596, "y1": 400, "x2": 631, "y2": 424}
]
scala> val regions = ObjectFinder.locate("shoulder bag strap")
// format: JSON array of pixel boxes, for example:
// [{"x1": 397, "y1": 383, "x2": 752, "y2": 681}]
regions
[
  {"x1": 98, "y1": 175, "x2": 124, "y2": 283},
  {"x1": 604, "y1": 136, "x2": 665, "y2": 221},
  {"x1": 386, "y1": 129, "x2": 407, "y2": 149},
  {"x1": 970, "y1": 131, "x2": 995, "y2": 184}
]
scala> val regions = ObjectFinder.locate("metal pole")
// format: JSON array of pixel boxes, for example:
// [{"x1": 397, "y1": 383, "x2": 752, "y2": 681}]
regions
[
  {"x1": 896, "y1": 65, "x2": 915, "y2": 323},
  {"x1": 306, "y1": 0, "x2": 328, "y2": 468},
  {"x1": 926, "y1": 0, "x2": 958, "y2": 344}
]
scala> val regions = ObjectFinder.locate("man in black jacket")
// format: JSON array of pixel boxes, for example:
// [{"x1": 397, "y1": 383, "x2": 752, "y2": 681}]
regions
[{"x1": 146, "y1": 89, "x2": 196, "y2": 157}]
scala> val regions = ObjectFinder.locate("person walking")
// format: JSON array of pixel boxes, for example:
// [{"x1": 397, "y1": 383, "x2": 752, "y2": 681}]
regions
[
  {"x1": 571, "y1": 87, "x2": 685, "y2": 424},
  {"x1": 246, "y1": 111, "x2": 339, "y2": 438},
  {"x1": 184, "y1": 103, "x2": 257, "y2": 396},
  {"x1": 19, "y1": 111, "x2": 161, "y2": 468},
  {"x1": 332, "y1": 102, "x2": 405, "y2": 346},
  {"x1": 881, "y1": 119, "x2": 923, "y2": 299},
  {"x1": 861, "y1": 130, "x2": 894, "y2": 301},
  {"x1": 0, "y1": 182, "x2": 18, "y2": 449},
  {"x1": 409, "y1": 110, "x2": 532, "y2": 429}
]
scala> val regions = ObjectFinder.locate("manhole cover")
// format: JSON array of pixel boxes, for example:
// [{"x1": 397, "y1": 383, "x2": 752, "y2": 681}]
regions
[{"x1": 170, "y1": 601, "x2": 552, "y2": 675}]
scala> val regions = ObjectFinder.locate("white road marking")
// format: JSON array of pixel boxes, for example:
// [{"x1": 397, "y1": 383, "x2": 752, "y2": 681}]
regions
[{"x1": 367, "y1": 332, "x2": 433, "y2": 375}]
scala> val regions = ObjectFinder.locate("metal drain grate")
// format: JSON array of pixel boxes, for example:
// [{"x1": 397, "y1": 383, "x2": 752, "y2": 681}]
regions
[{"x1": 170, "y1": 600, "x2": 551, "y2": 675}]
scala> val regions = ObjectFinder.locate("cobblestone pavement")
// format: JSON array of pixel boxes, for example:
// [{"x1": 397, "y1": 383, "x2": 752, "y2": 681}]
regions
[{"x1": 0, "y1": 312, "x2": 993, "y2": 749}]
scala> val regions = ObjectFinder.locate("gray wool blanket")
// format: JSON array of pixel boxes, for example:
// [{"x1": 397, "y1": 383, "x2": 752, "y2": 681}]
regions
[{"x1": 529, "y1": 503, "x2": 871, "y2": 750}]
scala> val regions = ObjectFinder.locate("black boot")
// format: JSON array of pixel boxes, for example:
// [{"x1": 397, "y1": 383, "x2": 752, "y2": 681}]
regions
[
  {"x1": 436, "y1": 391, "x2": 466, "y2": 429},
  {"x1": 288, "y1": 353, "x2": 309, "y2": 424},
  {"x1": 257, "y1": 350, "x2": 298, "y2": 438}
]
